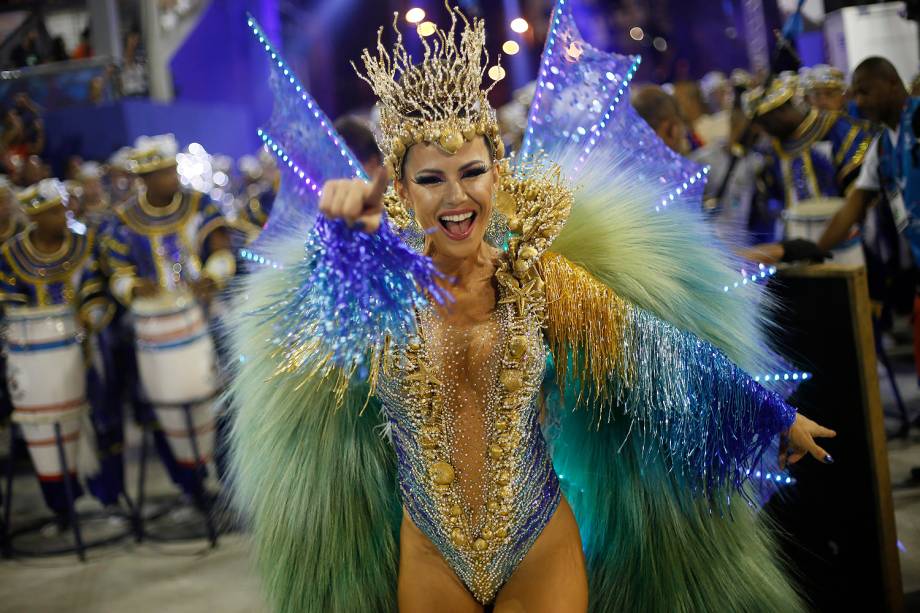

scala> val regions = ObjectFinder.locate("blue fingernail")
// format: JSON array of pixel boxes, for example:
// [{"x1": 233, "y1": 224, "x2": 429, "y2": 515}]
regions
[{"x1": 824, "y1": 454, "x2": 834, "y2": 464}]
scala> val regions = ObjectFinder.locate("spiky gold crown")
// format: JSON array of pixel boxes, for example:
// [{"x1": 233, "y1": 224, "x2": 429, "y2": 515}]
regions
[{"x1": 353, "y1": 5, "x2": 504, "y2": 178}]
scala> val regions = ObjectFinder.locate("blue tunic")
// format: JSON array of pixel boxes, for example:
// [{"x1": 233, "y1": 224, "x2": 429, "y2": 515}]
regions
[
  {"x1": 0, "y1": 228, "x2": 110, "y2": 324},
  {"x1": 104, "y1": 190, "x2": 227, "y2": 302},
  {"x1": 766, "y1": 109, "x2": 875, "y2": 205}
]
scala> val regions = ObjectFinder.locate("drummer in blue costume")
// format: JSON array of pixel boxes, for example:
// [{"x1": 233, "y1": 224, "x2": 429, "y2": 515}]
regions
[
  {"x1": 107, "y1": 135, "x2": 234, "y2": 302},
  {"x1": 104, "y1": 134, "x2": 234, "y2": 498},
  {"x1": 744, "y1": 74, "x2": 874, "y2": 210},
  {"x1": 0, "y1": 178, "x2": 122, "y2": 515}
]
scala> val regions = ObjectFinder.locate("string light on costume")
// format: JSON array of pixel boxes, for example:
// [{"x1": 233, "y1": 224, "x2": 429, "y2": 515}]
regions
[
  {"x1": 510, "y1": 17, "x2": 529, "y2": 33},
  {"x1": 746, "y1": 468, "x2": 797, "y2": 486},
  {"x1": 239, "y1": 247, "x2": 282, "y2": 269},
  {"x1": 752, "y1": 371, "x2": 811, "y2": 383},
  {"x1": 722, "y1": 263, "x2": 778, "y2": 292},
  {"x1": 573, "y1": 55, "x2": 641, "y2": 173},
  {"x1": 257, "y1": 128, "x2": 324, "y2": 197},
  {"x1": 522, "y1": 0, "x2": 637, "y2": 162},
  {"x1": 502, "y1": 40, "x2": 520, "y2": 55},
  {"x1": 564, "y1": 466, "x2": 796, "y2": 493},
  {"x1": 654, "y1": 166, "x2": 709, "y2": 212},
  {"x1": 405, "y1": 8, "x2": 426, "y2": 24},
  {"x1": 247, "y1": 14, "x2": 363, "y2": 179},
  {"x1": 520, "y1": 0, "x2": 568, "y2": 152}
]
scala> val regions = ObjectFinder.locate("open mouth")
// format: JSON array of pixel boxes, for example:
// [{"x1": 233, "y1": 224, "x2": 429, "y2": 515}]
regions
[{"x1": 438, "y1": 209, "x2": 477, "y2": 240}]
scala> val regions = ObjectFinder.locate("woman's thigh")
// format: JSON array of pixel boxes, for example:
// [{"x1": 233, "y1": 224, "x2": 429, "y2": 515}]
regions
[
  {"x1": 398, "y1": 511, "x2": 484, "y2": 613},
  {"x1": 492, "y1": 497, "x2": 588, "y2": 613}
]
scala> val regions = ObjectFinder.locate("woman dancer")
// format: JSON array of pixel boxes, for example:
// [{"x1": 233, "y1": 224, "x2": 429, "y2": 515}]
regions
[{"x1": 229, "y1": 5, "x2": 834, "y2": 612}]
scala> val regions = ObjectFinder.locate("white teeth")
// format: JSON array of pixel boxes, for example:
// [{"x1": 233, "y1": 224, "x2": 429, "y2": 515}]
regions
[{"x1": 439, "y1": 211, "x2": 474, "y2": 223}]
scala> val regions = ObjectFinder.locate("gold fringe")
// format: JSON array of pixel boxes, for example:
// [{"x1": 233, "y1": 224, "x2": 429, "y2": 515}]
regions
[
  {"x1": 267, "y1": 328, "x2": 383, "y2": 414},
  {"x1": 541, "y1": 252, "x2": 632, "y2": 396}
]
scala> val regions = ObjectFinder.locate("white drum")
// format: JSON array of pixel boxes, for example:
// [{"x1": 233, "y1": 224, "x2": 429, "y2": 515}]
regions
[
  {"x1": 784, "y1": 198, "x2": 865, "y2": 267},
  {"x1": 132, "y1": 292, "x2": 218, "y2": 466},
  {"x1": 132, "y1": 292, "x2": 218, "y2": 405},
  {"x1": 5, "y1": 305, "x2": 86, "y2": 480}
]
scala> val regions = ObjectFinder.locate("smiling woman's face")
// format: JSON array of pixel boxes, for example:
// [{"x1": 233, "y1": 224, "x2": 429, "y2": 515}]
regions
[{"x1": 396, "y1": 136, "x2": 497, "y2": 261}]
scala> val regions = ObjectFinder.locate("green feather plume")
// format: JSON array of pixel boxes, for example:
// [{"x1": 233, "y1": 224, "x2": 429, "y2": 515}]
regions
[
  {"x1": 224, "y1": 234, "x2": 401, "y2": 612},
  {"x1": 547, "y1": 152, "x2": 783, "y2": 378}
]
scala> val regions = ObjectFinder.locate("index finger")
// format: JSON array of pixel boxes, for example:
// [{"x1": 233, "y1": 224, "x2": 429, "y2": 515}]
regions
[{"x1": 365, "y1": 167, "x2": 390, "y2": 203}]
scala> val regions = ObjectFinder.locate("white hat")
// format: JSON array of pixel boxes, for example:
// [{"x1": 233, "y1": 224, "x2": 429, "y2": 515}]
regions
[
  {"x1": 801, "y1": 64, "x2": 846, "y2": 92},
  {"x1": 730, "y1": 69, "x2": 754, "y2": 89},
  {"x1": 127, "y1": 134, "x2": 179, "y2": 174},
  {"x1": 108, "y1": 146, "x2": 132, "y2": 171},
  {"x1": 18, "y1": 178, "x2": 68, "y2": 215},
  {"x1": 700, "y1": 71, "x2": 728, "y2": 98},
  {"x1": 78, "y1": 161, "x2": 103, "y2": 181}
]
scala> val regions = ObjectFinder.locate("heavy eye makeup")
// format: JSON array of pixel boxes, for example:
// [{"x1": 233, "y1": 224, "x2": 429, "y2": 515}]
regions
[{"x1": 412, "y1": 162, "x2": 489, "y2": 186}]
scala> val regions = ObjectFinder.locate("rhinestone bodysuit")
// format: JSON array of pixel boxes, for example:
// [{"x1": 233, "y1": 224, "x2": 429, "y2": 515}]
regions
[{"x1": 376, "y1": 263, "x2": 560, "y2": 604}]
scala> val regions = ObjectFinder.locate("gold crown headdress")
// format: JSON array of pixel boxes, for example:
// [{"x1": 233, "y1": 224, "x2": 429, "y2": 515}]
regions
[{"x1": 353, "y1": 5, "x2": 504, "y2": 178}]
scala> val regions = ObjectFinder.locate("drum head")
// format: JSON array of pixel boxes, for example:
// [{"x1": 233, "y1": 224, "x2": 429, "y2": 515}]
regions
[
  {"x1": 131, "y1": 291, "x2": 197, "y2": 316},
  {"x1": 5, "y1": 304, "x2": 76, "y2": 321},
  {"x1": 784, "y1": 197, "x2": 846, "y2": 221}
]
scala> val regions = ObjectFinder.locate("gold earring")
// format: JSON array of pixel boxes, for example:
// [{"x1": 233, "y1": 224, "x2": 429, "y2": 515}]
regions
[{"x1": 382, "y1": 190, "x2": 413, "y2": 232}]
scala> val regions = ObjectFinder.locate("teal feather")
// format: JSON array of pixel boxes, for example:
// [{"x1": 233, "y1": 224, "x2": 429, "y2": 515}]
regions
[{"x1": 544, "y1": 370, "x2": 806, "y2": 613}]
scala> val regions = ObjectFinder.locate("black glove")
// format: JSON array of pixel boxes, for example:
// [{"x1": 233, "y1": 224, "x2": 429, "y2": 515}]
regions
[{"x1": 780, "y1": 238, "x2": 832, "y2": 263}]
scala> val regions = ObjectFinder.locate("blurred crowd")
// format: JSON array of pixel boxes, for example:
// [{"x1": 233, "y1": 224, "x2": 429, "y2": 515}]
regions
[{"x1": 5, "y1": 24, "x2": 149, "y2": 104}]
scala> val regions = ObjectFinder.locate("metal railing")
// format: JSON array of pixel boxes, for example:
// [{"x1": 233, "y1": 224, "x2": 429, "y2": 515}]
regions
[{"x1": 0, "y1": 56, "x2": 133, "y2": 110}]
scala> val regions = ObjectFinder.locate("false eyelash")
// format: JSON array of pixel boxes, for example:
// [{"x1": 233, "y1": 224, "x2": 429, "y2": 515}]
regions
[{"x1": 463, "y1": 166, "x2": 488, "y2": 178}]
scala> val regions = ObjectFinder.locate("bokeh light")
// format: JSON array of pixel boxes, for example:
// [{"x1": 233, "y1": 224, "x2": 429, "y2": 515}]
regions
[
  {"x1": 406, "y1": 8, "x2": 425, "y2": 24},
  {"x1": 502, "y1": 40, "x2": 520, "y2": 55},
  {"x1": 510, "y1": 18, "x2": 528, "y2": 33}
]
